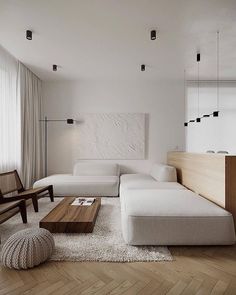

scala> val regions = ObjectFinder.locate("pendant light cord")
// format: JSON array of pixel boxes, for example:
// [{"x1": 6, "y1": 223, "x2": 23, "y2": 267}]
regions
[
  {"x1": 217, "y1": 31, "x2": 220, "y2": 111},
  {"x1": 197, "y1": 59, "x2": 200, "y2": 117},
  {"x1": 184, "y1": 69, "x2": 186, "y2": 121}
]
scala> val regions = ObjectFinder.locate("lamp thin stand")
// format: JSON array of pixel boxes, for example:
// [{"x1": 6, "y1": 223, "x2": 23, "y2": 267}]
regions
[{"x1": 39, "y1": 117, "x2": 75, "y2": 176}]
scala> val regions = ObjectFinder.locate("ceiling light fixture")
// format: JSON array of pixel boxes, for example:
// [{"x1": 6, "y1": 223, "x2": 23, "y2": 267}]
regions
[
  {"x1": 150, "y1": 30, "x2": 156, "y2": 40},
  {"x1": 184, "y1": 70, "x2": 189, "y2": 127},
  {"x1": 53, "y1": 64, "x2": 57, "y2": 71},
  {"x1": 213, "y1": 31, "x2": 220, "y2": 117},
  {"x1": 196, "y1": 52, "x2": 201, "y2": 123},
  {"x1": 26, "y1": 30, "x2": 32, "y2": 40},
  {"x1": 141, "y1": 64, "x2": 145, "y2": 71}
]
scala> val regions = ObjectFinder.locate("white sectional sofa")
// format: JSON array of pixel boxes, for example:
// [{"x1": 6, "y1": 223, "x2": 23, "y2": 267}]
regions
[
  {"x1": 120, "y1": 164, "x2": 236, "y2": 245},
  {"x1": 34, "y1": 162, "x2": 120, "y2": 197}
]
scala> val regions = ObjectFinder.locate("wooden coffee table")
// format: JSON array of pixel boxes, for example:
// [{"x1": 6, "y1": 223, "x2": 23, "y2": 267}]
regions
[{"x1": 39, "y1": 197, "x2": 101, "y2": 233}]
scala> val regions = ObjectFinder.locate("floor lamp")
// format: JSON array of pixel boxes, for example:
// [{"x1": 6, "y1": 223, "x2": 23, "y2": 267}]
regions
[{"x1": 39, "y1": 116, "x2": 75, "y2": 176}]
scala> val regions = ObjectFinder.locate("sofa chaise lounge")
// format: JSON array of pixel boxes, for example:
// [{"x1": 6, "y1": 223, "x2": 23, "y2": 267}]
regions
[
  {"x1": 34, "y1": 162, "x2": 120, "y2": 197},
  {"x1": 120, "y1": 164, "x2": 236, "y2": 245}
]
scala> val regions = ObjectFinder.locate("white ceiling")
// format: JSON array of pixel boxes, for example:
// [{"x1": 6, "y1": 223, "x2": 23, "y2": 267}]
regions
[{"x1": 0, "y1": 0, "x2": 236, "y2": 81}]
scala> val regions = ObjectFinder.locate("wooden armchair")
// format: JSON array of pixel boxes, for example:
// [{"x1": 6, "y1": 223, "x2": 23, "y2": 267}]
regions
[
  {"x1": 0, "y1": 170, "x2": 54, "y2": 212},
  {"x1": 0, "y1": 200, "x2": 27, "y2": 224}
]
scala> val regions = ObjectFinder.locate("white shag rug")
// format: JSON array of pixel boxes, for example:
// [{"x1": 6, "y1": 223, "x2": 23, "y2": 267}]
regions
[{"x1": 0, "y1": 198, "x2": 172, "y2": 262}]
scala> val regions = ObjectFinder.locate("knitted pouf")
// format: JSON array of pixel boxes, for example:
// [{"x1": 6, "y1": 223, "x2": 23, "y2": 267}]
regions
[{"x1": 1, "y1": 228, "x2": 55, "y2": 270}]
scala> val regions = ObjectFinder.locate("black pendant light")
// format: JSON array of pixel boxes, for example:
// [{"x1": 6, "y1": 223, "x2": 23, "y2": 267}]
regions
[
  {"x1": 141, "y1": 64, "x2": 145, "y2": 71},
  {"x1": 26, "y1": 30, "x2": 32, "y2": 40},
  {"x1": 150, "y1": 30, "x2": 156, "y2": 40},
  {"x1": 196, "y1": 52, "x2": 201, "y2": 122},
  {"x1": 53, "y1": 64, "x2": 57, "y2": 71},
  {"x1": 213, "y1": 31, "x2": 220, "y2": 117},
  {"x1": 184, "y1": 70, "x2": 189, "y2": 127}
]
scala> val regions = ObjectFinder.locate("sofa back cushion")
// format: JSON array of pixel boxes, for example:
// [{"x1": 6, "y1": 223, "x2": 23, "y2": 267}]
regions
[
  {"x1": 150, "y1": 163, "x2": 177, "y2": 182},
  {"x1": 73, "y1": 162, "x2": 120, "y2": 176}
]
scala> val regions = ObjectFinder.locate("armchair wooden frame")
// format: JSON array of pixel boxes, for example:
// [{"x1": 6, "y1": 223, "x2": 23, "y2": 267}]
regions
[{"x1": 0, "y1": 170, "x2": 54, "y2": 212}]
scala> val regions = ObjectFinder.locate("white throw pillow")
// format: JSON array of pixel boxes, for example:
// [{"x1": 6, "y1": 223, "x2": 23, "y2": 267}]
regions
[
  {"x1": 150, "y1": 163, "x2": 177, "y2": 182},
  {"x1": 73, "y1": 162, "x2": 120, "y2": 176}
]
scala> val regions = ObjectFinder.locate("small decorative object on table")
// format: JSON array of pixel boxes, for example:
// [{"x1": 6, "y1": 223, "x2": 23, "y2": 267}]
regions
[{"x1": 71, "y1": 198, "x2": 95, "y2": 206}]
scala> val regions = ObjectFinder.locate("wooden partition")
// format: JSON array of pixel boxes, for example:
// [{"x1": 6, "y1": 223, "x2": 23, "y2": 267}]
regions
[{"x1": 167, "y1": 152, "x2": 236, "y2": 226}]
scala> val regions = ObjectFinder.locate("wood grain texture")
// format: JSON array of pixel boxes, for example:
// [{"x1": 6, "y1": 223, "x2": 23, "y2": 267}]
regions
[
  {"x1": 1, "y1": 244, "x2": 236, "y2": 294},
  {"x1": 39, "y1": 197, "x2": 101, "y2": 233},
  {"x1": 167, "y1": 152, "x2": 225, "y2": 206},
  {"x1": 167, "y1": 151, "x2": 236, "y2": 226},
  {"x1": 225, "y1": 156, "x2": 236, "y2": 228}
]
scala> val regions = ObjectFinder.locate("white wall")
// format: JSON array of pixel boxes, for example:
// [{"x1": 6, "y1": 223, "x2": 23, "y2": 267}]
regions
[
  {"x1": 186, "y1": 81, "x2": 236, "y2": 154},
  {"x1": 43, "y1": 79, "x2": 185, "y2": 174}
]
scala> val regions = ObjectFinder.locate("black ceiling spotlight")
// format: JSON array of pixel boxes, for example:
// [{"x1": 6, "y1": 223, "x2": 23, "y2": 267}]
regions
[
  {"x1": 26, "y1": 30, "x2": 32, "y2": 40},
  {"x1": 141, "y1": 64, "x2": 145, "y2": 71},
  {"x1": 150, "y1": 30, "x2": 156, "y2": 40},
  {"x1": 213, "y1": 31, "x2": 220, "y2": 118},
  {"x1": 184, "y1": 122, "x2": 188, "y2": 127},
  {"x1": 66, "y1": 119, "x2": 74, "y2": 124},
  {"x1": 213, "y1": 111, "x2": 219, "y2": 117},
  {"x1": 196, "y1": 52, "x2": 201, "y2": 122},
  {"x1": 53, "y1": 64, "x2": 58, "y2": 71},
  {"x1": 197, "y1": 53, "x2": 200, "y2": 62}
]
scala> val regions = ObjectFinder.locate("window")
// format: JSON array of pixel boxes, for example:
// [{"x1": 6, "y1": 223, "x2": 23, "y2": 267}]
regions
[{"x1": 0, "y1": 45, "x2": 20, "y2": 172}]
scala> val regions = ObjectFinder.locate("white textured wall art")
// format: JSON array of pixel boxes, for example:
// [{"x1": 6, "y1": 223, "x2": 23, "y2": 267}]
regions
[{"x1": 73, "y1": 113, "x2": 145, "y2": 159}]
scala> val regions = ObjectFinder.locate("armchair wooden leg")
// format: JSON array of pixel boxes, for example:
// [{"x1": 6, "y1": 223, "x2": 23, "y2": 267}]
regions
[
  {"x1": 48, "y1": 185, "x2": 54, "y2": 202},
  {"x1": 32, "y1": 195, "x2": 39, "y2": 212},
  {"x1": 19, "y1": 200, "x2": 27, "y2": 223}
]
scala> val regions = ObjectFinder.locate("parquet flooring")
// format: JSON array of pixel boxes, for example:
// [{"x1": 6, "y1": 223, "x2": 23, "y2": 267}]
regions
[{"x1": 1, "y1": 245, "x2": 236, "y2": 294}]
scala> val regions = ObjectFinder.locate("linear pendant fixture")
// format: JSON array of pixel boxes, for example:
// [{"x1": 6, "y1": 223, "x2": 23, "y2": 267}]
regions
[
  {"x1": 196, "y1": 52, "x2": 201, "y2": 122},
  {"x1": 213, "y1": 31, "x2": 220, "y2": 117},
  {"x1": 150, "y1": 30, "x2": 156, "y2": 40},
  {"x1": 184, "y1": 70, "x2": 189, "y2": 127},
  {"x1": 26, "y1": 30, "x2": 32, "y2": 40}
]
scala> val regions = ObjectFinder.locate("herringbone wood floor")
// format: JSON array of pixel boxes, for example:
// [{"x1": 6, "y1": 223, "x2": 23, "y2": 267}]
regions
[{"x1": 1, "y1": 245, "x2": 236, "y2": 295}]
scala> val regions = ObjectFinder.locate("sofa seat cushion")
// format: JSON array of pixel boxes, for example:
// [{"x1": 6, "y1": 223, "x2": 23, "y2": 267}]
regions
[
  {"x1": 120, "y1": 174, "x2": 185, "y2": 191},
  {"x1": 34, "y1": 174, "x2": 119, "y2": 196},
  {"x1": 121, "y1": 189, "x2": 236, "y2": 245}
]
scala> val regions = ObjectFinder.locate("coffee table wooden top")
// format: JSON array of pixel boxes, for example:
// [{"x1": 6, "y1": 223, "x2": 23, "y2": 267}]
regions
[{"x1": 39, "y1": 197, "x2": 101, "y2": 233}]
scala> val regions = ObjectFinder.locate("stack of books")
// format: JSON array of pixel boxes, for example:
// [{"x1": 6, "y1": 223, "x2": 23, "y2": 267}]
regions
[{"x1": 71, "y1": 198, "x2": 95, "y2": 206}]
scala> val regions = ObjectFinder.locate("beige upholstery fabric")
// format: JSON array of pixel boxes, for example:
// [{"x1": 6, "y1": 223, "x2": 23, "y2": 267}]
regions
[
  {"x1": 73, "y1": 162, "x2": 120, "y2": 176},
  {"x1": 150, "y1": 164, "x2": 177, "y2": 182},
  {"x1": 1, "y1": 228, "x2": 54, "y2": 269},
  {"x1": 34, "y1": 162, "x2": 120, "y2": 197},
  {"x1": 120, "y1": 174, "x2": 185, "y2": 192},
  {"x1": 120, "y1": 175, "x2": 236, "y2": 246},
  {"x1": 34, "y1": 174, "x2": 120, "y2": 196}
]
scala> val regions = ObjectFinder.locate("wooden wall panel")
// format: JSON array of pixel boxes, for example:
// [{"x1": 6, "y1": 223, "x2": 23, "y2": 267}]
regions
[
  {"x1": 225, "y1": 156, "x2": 236, "y2": 227},
  {"x1": 167, "y1": 152, "x2": 236, "y2": 227},
  {"x1": 167, "y1": 152, "x2": 225, "y2": 206}
]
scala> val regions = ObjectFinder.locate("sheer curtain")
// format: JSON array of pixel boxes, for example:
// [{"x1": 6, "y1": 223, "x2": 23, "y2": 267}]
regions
[
  {"x1": 0, "y1": 45, "x2": 21, "y2": 173},
  {"x1": 0, "y1": 46, "x2": 43, "y2": 186},
  {"x1": 18, "y1": 62, "x2": 44, "y2": 188}
]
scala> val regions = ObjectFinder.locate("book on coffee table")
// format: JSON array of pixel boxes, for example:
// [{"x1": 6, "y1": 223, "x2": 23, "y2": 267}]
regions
[{"x1": 71, "y1": 198, "x2": 95, "y2": 206}]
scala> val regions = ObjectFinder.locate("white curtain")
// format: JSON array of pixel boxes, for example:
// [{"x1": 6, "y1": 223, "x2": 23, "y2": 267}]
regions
[
  {"x1": 18, "y1": 62, "x2": 44, "y2": 188},
  {"x1": 0, "y1": 45, "x2": 43, "y2": 186},
  {"x1": 0, "y1": 45, "x2": 21, "y2": 173}
]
